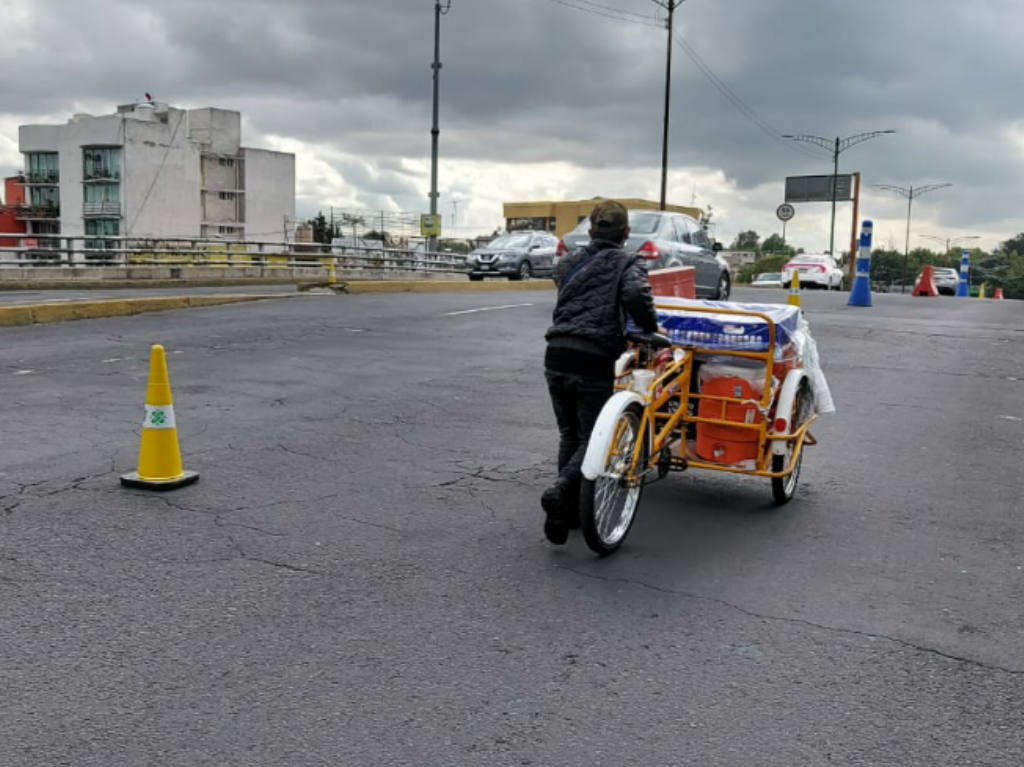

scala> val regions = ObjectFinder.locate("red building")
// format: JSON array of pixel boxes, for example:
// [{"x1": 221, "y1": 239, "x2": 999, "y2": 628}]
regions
[{"x1": 0, "y1": 175, "x2": 28, "y2": 248}]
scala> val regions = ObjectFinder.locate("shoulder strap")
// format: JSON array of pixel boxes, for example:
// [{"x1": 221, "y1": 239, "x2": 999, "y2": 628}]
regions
[{"x1": 562, "y1": 247, "x2": 611, "y2": 290}]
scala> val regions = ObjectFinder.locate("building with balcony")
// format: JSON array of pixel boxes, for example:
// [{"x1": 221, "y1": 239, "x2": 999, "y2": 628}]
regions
[{"x1": 16, "y1": 102, "x2": 295, "y2": 249}]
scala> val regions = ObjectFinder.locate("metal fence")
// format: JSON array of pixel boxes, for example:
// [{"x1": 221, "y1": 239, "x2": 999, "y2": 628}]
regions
[{"x1": 0, "y1": 234, "x2": 470, "y2": 274}]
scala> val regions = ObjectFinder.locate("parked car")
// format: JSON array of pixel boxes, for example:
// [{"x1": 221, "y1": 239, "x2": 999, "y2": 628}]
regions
[
  {"x1": 750, "y1": 272, "x2": 784, "y2": 288},
  {"x1": 915, "y1": 266, "x2": 959, "y2": 295},
  {"x1": 782, "y1": 253, "x2": 844, "y2": 290},
  {"x1": 556, "y1": 209, "x2": 731, "y2": 299},
  {"x1": 465, "y1": 230, "x2": 558, "y2": 281}
]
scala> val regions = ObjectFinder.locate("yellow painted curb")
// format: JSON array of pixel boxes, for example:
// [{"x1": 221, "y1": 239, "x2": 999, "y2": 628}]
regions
[
  {"x1": 0, "y1": 294, "x2": 279, "y2": 327},
  {"x1": 344, "y1": 279, "x2": 554, "y2": 294}
]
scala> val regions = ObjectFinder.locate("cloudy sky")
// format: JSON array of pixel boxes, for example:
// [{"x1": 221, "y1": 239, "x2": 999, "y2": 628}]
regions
[{"x1": 3, "y1": 0, "x2": 1023, "y2": 253}]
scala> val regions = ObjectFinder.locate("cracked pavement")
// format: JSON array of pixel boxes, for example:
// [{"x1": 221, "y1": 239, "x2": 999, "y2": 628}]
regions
[{"x1": 1, "y1": 288, "x2": 1023, "y2": 766}]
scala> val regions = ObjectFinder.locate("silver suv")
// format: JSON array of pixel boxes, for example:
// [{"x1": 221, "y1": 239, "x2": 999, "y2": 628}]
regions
[
  {"x1": 557, "y1": 210, "x2": 730, "y2": 300},
  {"x1": 466, "y1": 230, "x2": 558, "y2": 281}
]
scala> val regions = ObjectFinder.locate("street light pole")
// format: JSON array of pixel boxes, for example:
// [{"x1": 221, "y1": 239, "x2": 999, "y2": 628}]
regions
[
  {"x1": 653, "y1": 0, "x2": 684, "y2": 211},
  {"x1": 873, "y1": 183, "x2": 952, "y2": 292},
  {"x1": 428, "y1": 0, "x2": 452, "y2": 253},
  {"x1": 920, "y1": 233, "x2": 980, "y2": 258},
  {"x1": 781, "y1": 130, "x2": 895, "y2": 258}
]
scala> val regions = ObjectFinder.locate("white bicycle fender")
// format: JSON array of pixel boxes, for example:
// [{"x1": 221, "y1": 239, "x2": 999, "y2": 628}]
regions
[
  {"x1": 771, "y1": 369, "x2": 809, "y2": 456},
  {"x1": 582, "y1": 390, "x2": 645, "y2": 481}
]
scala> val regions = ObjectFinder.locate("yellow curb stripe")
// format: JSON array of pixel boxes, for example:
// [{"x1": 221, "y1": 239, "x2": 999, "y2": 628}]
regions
[{"x1": 0, "y1": 294, "x2": 278, "y2": 327}]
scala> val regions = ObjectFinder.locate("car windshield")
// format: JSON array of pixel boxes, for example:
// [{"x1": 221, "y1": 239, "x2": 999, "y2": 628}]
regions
[
  {"x1": 487, "y1": 233, "x2": 532, "y2": 249},
  {"x1": 756, "y1": 273, "x2": 781, "y2": 280},
  {"x1": 628, "y1": 211, "x2": 661, "y2": 234},
  {"x1": 792, "y1": 255, "x2": 829, "y2": 263}
]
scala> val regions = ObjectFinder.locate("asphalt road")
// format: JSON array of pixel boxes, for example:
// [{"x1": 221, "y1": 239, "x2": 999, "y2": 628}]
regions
[{"x1": 2, "y1": 288, "x2": 1022, "y2": 766}]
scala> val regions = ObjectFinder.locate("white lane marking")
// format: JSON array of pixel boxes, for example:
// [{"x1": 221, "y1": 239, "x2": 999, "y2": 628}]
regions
[
  {"x1": 13, "y1": 369, "x2": 35, "y2": 375},
  {"x1": 444, "y1": 303, "x2": 534, "y2": 317},
  {"x1": 102, "y1": 358, "x2": 122, "y2": 363},
  {"x1": 997, "y1": 415, "x2": 1022, "y2": 422}
]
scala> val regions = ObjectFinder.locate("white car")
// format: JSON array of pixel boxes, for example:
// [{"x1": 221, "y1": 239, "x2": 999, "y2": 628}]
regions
[
  {"x1": 750, "y1": 271, "x2": 784, "y2": 288},
  {"x1": 782, "y1": 254, "x2": 844, "y2": 290}
]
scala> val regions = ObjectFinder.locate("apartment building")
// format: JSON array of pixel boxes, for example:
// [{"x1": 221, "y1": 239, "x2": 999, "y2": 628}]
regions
[{"x1": 16, "y1": 102, "x2": 295, "y2": 247}]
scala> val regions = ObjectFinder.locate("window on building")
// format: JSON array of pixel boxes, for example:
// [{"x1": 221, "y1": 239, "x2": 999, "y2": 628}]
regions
[
  {"x1": 26, "y1": 152, "x2": 59, "y2": 184},
  {"x1": 218, "y1": 191, "x2": 236, "y2": 201},
  {"x1": 28, "y1": 185, "x2": 60, "y2": 210},
  {"x1": 218, "y1": 225, "x2": 239, "y2": 235},
  {"x1": 84, "y1": 218, "x2": 119, "y2": 250},
  {"x1": 218, "y1": 157, "x2": 235, "y2": 167},
  {"x1": 83, "y1": 147, "x2": 122, "y2": 181},
  {"x1": 83, "y1": 184, "x2": 120, "y2": 203}
]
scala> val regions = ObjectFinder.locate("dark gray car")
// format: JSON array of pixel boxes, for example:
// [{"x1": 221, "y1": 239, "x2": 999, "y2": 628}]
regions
[
  {"x1": 558, "y1": 210, "x2": 731, "y2": 299},
  {"x1": 466, "y1": 230, "x2": 558, "y2": 281}
]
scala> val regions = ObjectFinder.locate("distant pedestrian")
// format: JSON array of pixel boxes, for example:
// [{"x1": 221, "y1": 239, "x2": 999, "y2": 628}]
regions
[{"x1": 541, "y1": 200, "x2": 660, "y2": 545}]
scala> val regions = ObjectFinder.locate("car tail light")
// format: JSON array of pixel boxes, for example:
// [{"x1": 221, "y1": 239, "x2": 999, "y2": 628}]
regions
[
  {"x1": 555, "y1": 239, "x2": 567, "y2": 258},
  {"x1": 638, "y1": 240, "x2": 660, "y2": 260}
]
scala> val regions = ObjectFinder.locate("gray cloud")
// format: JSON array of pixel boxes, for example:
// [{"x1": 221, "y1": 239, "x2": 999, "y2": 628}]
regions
[{"x1": 3, "y1": 0, "x2": 1023, "y2": 241}]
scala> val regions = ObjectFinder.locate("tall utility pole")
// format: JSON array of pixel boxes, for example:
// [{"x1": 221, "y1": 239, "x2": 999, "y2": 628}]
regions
[
  {"x1": 873, "y1": 183, "x2": 952, "y2": 292},
  {"x1": 429, "y1": 1, "x2": 452, "y2": 252},
  {"x1": 652, "y1": 0, "x2": 684, "y2": 210},
  {"x1": 782, "y1": 130, "x2": 895, "y2": 257}
]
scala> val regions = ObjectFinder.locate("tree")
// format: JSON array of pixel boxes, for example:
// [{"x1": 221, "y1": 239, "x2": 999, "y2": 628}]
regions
[
  {"x1": 307, "y1": 212, "x2": 333, "y2": 245},
  {"x1": 760, "y1": 233, "x2": 794, "y2": 257},
  {"x1": 730, "y1": 230, "x2": 760, "y2": 252}
]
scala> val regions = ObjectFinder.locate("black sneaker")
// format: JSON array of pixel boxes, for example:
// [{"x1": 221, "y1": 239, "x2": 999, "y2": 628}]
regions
[
  {"x1": 543, "y1": 517, "x2": 569, "y2": 545},
  {"x1": 541, "y1": 479, "x2": 574, "y2": 544}
]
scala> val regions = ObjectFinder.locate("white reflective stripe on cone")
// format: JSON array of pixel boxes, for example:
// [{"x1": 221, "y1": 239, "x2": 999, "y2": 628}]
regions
[{"x1": 143, "y1": 404, "x2": 177, "y2": 429}]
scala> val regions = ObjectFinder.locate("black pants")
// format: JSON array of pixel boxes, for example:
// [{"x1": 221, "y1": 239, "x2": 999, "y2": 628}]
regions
[{"x1": 545, "y1": 369, "x2": 614, "y2": 496}]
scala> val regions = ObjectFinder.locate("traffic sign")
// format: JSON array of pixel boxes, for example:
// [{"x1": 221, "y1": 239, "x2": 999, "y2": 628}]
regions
[
  {"x1": 785, "y1": 174, "x2": 853, "y2": 203},
  {"x1": 776, "y1": 203, "x2": 795, "y2": 222},
  {"x1": 420, "y1": 214, "x2": 441, "y2": 237}
]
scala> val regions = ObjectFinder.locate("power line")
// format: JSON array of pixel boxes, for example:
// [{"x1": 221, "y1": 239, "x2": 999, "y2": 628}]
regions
[
  {"x1": 543, "y1": 0, "x2": 662, "y2": 27},
  {"x1": 671, "y1": 33, "x2": 823, "y2": 161},
  {"x1": 573, "y1": 0, "x2": 662, "y2": 23},
  {"x1": 127, "y1": 109, "x2": 186, "y2": 235}
]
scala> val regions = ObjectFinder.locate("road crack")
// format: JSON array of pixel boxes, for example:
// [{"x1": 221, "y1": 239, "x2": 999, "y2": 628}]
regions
[{"x1": 557, "y1": 566, "x2": 1024, "y2": 675}]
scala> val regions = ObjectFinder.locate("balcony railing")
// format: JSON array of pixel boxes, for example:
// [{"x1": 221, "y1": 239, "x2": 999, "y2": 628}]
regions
[
  {"x1": 83, "y1": 201, "x2": 121, "y2": 216},
  {"x1": 25, "y1": 171, "x2": 59, "y2": 184},
  {"x1": 83, "y1": 169, "x2": 121, "y2": 182},
  {"x1": 15, "y1": 204, "x2": 60, "y2": 220}
]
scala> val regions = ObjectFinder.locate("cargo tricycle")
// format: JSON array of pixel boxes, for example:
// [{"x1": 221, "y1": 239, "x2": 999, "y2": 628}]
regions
[{"x1": 579, "y1": 299, "x2": 827, "y2": 556}]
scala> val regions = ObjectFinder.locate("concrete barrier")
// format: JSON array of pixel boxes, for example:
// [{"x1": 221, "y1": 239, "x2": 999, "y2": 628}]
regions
[{"x1": 0, "y1": 294, "x2": 276, "y2": 327}]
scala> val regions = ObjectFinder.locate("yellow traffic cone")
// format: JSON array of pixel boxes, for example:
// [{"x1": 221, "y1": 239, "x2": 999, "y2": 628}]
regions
[
  {"x1": 978, "y1": 283, "x2": 986, "y2": 299},
  {"x1": 120, "y1": 344, "x2": 199, "y2": 490},
  {"x1": 787, "y1": 270, "x2": 801, "y2": 307}
]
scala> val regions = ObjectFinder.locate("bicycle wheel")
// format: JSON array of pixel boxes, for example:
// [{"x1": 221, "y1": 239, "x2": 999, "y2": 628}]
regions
[
  {"x1": 581, "y1": 403, "x2": 646, "y2": 556},
  {"x1": 771, "y1": 384, "x2": 812, "y2": 505}
]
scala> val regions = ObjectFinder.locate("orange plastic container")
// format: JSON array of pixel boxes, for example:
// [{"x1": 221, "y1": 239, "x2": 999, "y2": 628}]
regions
[{"x1": 696, "y1": 376, "x2": 762, "y2": 464}]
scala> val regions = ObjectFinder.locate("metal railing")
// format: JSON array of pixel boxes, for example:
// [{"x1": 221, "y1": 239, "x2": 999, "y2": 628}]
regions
[
  {"x1": 83, "y1": 201, "x2": 122, "y2": 216},
  {"x1": 0, "y1": 234, "x2": 471, "y2": 273},
  {"x1": 14, "y1": 204, "x2": 60, "y2": 219},
  {"x1": 24, "y1": 171, "x2": 59, "y2": 185}
]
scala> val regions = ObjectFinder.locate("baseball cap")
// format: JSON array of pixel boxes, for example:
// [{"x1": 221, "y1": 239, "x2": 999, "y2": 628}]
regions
[{"x1": 589, "y1": 199, "x2": 628, "y2": 231}]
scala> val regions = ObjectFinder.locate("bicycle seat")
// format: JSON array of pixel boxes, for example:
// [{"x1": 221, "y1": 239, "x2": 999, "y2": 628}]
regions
[{"x1": 626, "y1": 331, "x2": 672, "y2": 348}]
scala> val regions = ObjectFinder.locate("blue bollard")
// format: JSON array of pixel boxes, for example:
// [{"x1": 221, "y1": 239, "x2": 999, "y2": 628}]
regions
[
  {"x1": 956, "y1": 249, "x2": 970, "y2": 297},
  {"x1": 847, "y1": 220, "x2": 873, "y2": 307}
]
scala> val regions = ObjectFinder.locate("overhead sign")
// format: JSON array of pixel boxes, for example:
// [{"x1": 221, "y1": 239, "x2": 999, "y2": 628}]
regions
[
  {"x1": 420, "y1": 213, "x2": 441, "y2": 237},
  {"x1": 776, "y1": 203, "x2": 795, "y2": 222},
  {"x1": 785, "y1": 174, "x2": 853, "y2": 203}
]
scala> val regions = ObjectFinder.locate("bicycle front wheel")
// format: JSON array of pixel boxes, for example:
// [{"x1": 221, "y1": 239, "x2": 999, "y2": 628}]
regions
[{"x1": 581, "y1": 403, "x2": 646, "y2": 556}]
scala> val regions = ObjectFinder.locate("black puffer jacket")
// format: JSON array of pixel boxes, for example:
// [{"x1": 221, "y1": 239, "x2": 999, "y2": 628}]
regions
[{"x1": 545, "y1": 240, "x2": 659, "y2": 358}]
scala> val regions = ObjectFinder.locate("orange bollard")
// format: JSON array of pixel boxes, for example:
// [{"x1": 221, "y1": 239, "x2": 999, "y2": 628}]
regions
[
  {"x1": 912, "y1": 264, "x2": 939, "y2": 297},
  {"x1": 993, "y1": 287, "x2": 1005, "y2": 300}
]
